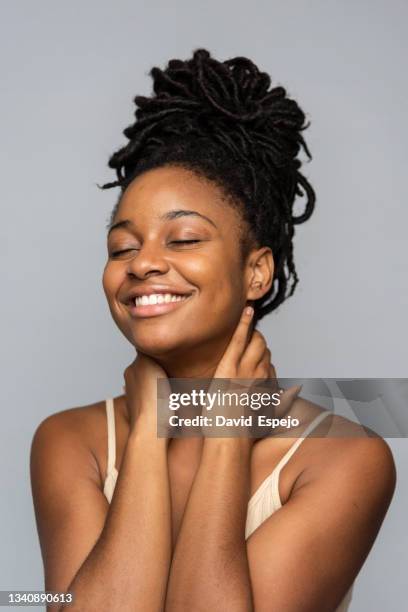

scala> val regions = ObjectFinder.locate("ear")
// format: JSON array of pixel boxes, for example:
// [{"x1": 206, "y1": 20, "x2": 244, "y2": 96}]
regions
[{"x1": 245, "y1": 246, "x2": 274, "y2": 302}]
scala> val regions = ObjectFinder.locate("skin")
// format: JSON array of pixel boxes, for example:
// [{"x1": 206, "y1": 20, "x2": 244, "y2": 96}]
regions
[
  {"x1": 102, "y1": 165, "x2": 271, "y2": 369},
  {"x1": 30, "y1": 166, "x2": 397, "y2": 611}
]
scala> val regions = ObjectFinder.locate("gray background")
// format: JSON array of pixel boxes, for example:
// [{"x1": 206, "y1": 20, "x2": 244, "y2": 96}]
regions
[{"x1": 1, "y1": 1, "x2": 407, "y2": 610}]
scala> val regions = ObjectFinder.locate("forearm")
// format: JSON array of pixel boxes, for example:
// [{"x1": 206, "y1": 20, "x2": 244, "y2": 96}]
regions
[
  {"x1": 165, "y1": 438, "x2": 254, "y2": 612},
  {"x1": 63, "y1": 429, "x2": 171, "y2": 612}
]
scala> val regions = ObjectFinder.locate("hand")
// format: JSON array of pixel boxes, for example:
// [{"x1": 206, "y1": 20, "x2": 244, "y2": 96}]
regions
[
  {"x1": 212, "y1": 307, "x2": 270, "y2": 380},
  {"x1": 202, "y1": 307, "x2": 300, "y2": 443},
  {"x1": 123, "y1": 352, "x2": 171, "y2": 441}
]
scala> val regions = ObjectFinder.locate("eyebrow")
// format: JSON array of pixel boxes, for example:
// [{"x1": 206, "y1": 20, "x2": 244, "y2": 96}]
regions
[{"x1": 107, "y1": 209, "x2": 217, "y2": 237}]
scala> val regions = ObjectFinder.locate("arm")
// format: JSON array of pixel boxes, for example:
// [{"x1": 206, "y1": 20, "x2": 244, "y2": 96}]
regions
[
  {"x1": 165, "y1": 431, "x2": 395, "y2": 612},
  {"x1": 164, "y1": 304, "x2": 396, "y2": 611},
  {"x1": 30, "y1": 408, "x2": 171, "y2": 612},
  {"x1": 165, "y1": 307, "x2": 267, "y2": 611},
  {"x1": 245, "y1": 435, "x2": 396, "y2": 612},
  {"x1": 165, "y1": 437, "x2": 254, "y2": 612}
]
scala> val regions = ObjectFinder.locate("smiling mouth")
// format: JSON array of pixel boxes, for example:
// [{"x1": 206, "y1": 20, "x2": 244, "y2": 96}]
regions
[{"x1": 125, "y1": 293, "x2": 194, "y2": 318}]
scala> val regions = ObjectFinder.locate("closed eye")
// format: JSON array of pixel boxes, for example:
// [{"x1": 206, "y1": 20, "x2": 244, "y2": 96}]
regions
[
  {"x1": 110, "y1": 248, "x2": 138, "y2": 258},
  {"x1": 110, "y1": 240, "x2": 201, "y2": 258},
  {"x1": 170, "y1": 240, "x2": 201, "y2": 244}
]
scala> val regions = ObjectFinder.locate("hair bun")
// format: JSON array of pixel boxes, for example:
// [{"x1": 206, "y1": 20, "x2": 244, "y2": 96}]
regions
[
  {"x1": 147, "y1": 49, "x2": 297, "y2": 125},
  {"x1": 130, "y1": 48, "x2": 310, "y2": 173}
]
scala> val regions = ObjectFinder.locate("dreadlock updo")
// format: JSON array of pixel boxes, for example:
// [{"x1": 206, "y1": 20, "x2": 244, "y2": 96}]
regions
[{"x1": 101, "y1": 48, "x2": 316, "y2": 323}]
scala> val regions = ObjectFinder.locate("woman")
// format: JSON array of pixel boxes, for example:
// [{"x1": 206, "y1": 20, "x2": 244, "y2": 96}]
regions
[{"x1": 30, "y1": 49, "x2": 396, "y2": 611}]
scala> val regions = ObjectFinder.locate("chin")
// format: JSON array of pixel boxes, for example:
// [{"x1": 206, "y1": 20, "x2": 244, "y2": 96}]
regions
[
  {"x1": 115, "y1": 308, "x2": 226, "y2": 359},
  {"x1": 128, "y1": 327, "x2": 193, "y2": 358}
]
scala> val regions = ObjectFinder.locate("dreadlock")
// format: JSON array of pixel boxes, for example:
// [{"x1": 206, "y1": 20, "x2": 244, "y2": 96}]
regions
[{"x1": 100, "y1": 48, "x2": 316, "y2": 324}]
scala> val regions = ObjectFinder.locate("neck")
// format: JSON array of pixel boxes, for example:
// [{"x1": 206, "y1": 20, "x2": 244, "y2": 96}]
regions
[
  {"x1": 147, "y1": 337, "x2": 231, "y2": 457},
  {"x1": 157, "y1": 359, "x2": 219, "y2": 379},
  {"x1": 150, "y1": 335, "x2": 230, "y2": 380}
]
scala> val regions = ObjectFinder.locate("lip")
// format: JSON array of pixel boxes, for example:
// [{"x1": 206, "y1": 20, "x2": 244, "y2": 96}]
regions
[{"x1": 125, "y1": 293, "x2": 194, "y2": 318}]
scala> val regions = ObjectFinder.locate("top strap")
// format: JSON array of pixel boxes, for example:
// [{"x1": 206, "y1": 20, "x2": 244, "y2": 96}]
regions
[
  {"x1": 274, "y1": 409, "x2": 331, "y2": 475},
  {"x1": 105, "y1": 398, "x2": 117, "y2": 475}
]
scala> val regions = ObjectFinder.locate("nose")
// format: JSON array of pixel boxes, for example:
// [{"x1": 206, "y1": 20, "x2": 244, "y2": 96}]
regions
[{"x1": 126, "y1": 240, "x2": 170, "y2": 279}]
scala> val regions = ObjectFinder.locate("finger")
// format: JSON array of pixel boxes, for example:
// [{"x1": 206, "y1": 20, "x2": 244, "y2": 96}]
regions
[
  {"x1": 254, "y1": 349, "x2": 274, "y2": 377},
  {"x1": 278, "y1": 384, "x2": 303, "y2": 416},
  {"x1": 269, "y1": 361, "x2": 277, "y2": 379},
  {"x1": 254, "y1": 358, "x2": 271, "y2": 379},
  {"x1": 241, "y1": 330, "x2": 270, "y2": 365},
  {"x1": 123, "y1": 365, "x2": 132, "y2": 383},
  {"x1": 221, "y1": 306, "x2": 255, "y2": 365},
  {"x1": 251, "y1": 361, "x2": 279, "y2": 394},
  {"x1": 240, "y1": 335, "x2": 268, "y2": 371},
  {"x1": 256, "y1": 347, "x2": 271, "y2": 373}
]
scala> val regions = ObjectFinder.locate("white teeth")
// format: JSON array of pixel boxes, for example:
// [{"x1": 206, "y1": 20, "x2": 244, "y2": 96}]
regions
[{"x1": 134, "y1": 293, "x2": 189, "y2": 307}]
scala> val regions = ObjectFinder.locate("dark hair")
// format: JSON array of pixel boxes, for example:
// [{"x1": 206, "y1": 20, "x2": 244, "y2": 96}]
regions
[{"x1": 101, "y1": 48, "x2": 316, "y2": 323}]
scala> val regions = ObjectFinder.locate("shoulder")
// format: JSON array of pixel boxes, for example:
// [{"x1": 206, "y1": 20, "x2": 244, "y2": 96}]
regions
[
  {"x1": 30, "y1": 401, "x2": 118, "y2": 592},
  {"x1": 30, "y1": 400, "x2": 109, "y2": 488},
  {"x1": 247, "y1": 409, "x2": 396, "y2": 611},
  {"x1": 258, "y1": 394, "x2": 397, "y2": 513},
  {"x1": 283, "y1": 395, "x2": 396, "y2": 494},
  {"x1": 331, "y1": 433, "x2": 396, "y2": 497},
  {"x1": 31, "y1": 400, "x2": 107, "y2": 445},
  {"x1": 295, "y1": 413, "x2": 397, "y2": 517}
]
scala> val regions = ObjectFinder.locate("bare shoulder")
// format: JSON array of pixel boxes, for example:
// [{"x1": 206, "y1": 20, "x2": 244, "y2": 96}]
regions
[
  {"x1": 30, "y1": 399, "x2": 109, "y2": 488},
  {"x1": 30, "y1": 399, "x2": 116, "y2": 592},
  {"x1": 247, "y1": 401, "x2": 397, "y2": 611},
  {"x1": 253, "y1": 396, "x2": 396, "y2": 513},
  {"x1": 293, "y1": 402, "x2": 397, "y2": 514}
]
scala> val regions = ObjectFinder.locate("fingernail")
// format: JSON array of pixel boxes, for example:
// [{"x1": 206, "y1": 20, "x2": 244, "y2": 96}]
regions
[{"x1": 245, "y1": 306, "x2": 254, "y2": 317}]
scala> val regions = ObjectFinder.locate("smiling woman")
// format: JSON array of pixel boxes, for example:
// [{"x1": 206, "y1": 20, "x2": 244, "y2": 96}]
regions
[
  {"x1": 102, "y1": 164, "x2": 267, "y2": 358},
  {"x1": 30, "y1": 48, "x2": 396, "y2": 612}
]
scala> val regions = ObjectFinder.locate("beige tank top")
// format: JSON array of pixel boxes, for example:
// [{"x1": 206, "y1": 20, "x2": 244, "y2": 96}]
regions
[{"x1": 102, "y1": 398, "x2": 353, "y2": 611}]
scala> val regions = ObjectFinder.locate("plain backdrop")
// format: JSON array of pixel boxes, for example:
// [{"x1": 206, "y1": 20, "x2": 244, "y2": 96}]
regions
[{"x1": 1, "y1": 1, "x2": 407, "y2": 610}]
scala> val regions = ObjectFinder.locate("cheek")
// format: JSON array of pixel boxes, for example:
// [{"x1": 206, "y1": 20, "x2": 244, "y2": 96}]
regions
[
  {"x1": 207, "y1": 278, "x2": 238, "y2": 312},
  {"x1": 198, "y1": 255, "x2": 244, "y2": 306},
  {"x1": 188, "y1": 269, "x2": 246, "y2": 336},
  {"x1": 184, "y1": 250, "x2": 242, "y2": 295},
  {"x1": 102, "y1": 264, "x2": 125, "y2": 327},
  {"x1": 102, "y1": 262, "x2": 123, "y2": 298},
  {"x1": 102, "y1": 264, "x2": 113, "y2": 297}
]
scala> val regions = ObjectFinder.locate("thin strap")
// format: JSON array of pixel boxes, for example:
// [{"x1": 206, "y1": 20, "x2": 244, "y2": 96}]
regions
[
  {"x1": 105, "y1": 398, "x2": 117, "y2": 475},
  {"x1": 274, "y1": 409, "x2": 331, "y2": 474},
  {"x1": 269, "y1": 409, "x2": 332, "y2": 509},
  {"x1": 248, "y1": 409, "x2": 332, "y2": 508}
]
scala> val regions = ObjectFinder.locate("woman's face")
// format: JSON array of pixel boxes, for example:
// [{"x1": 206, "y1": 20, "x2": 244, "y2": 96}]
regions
[{"x1": 102, "y1": 165, "x2": 266, "y2": 360}]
